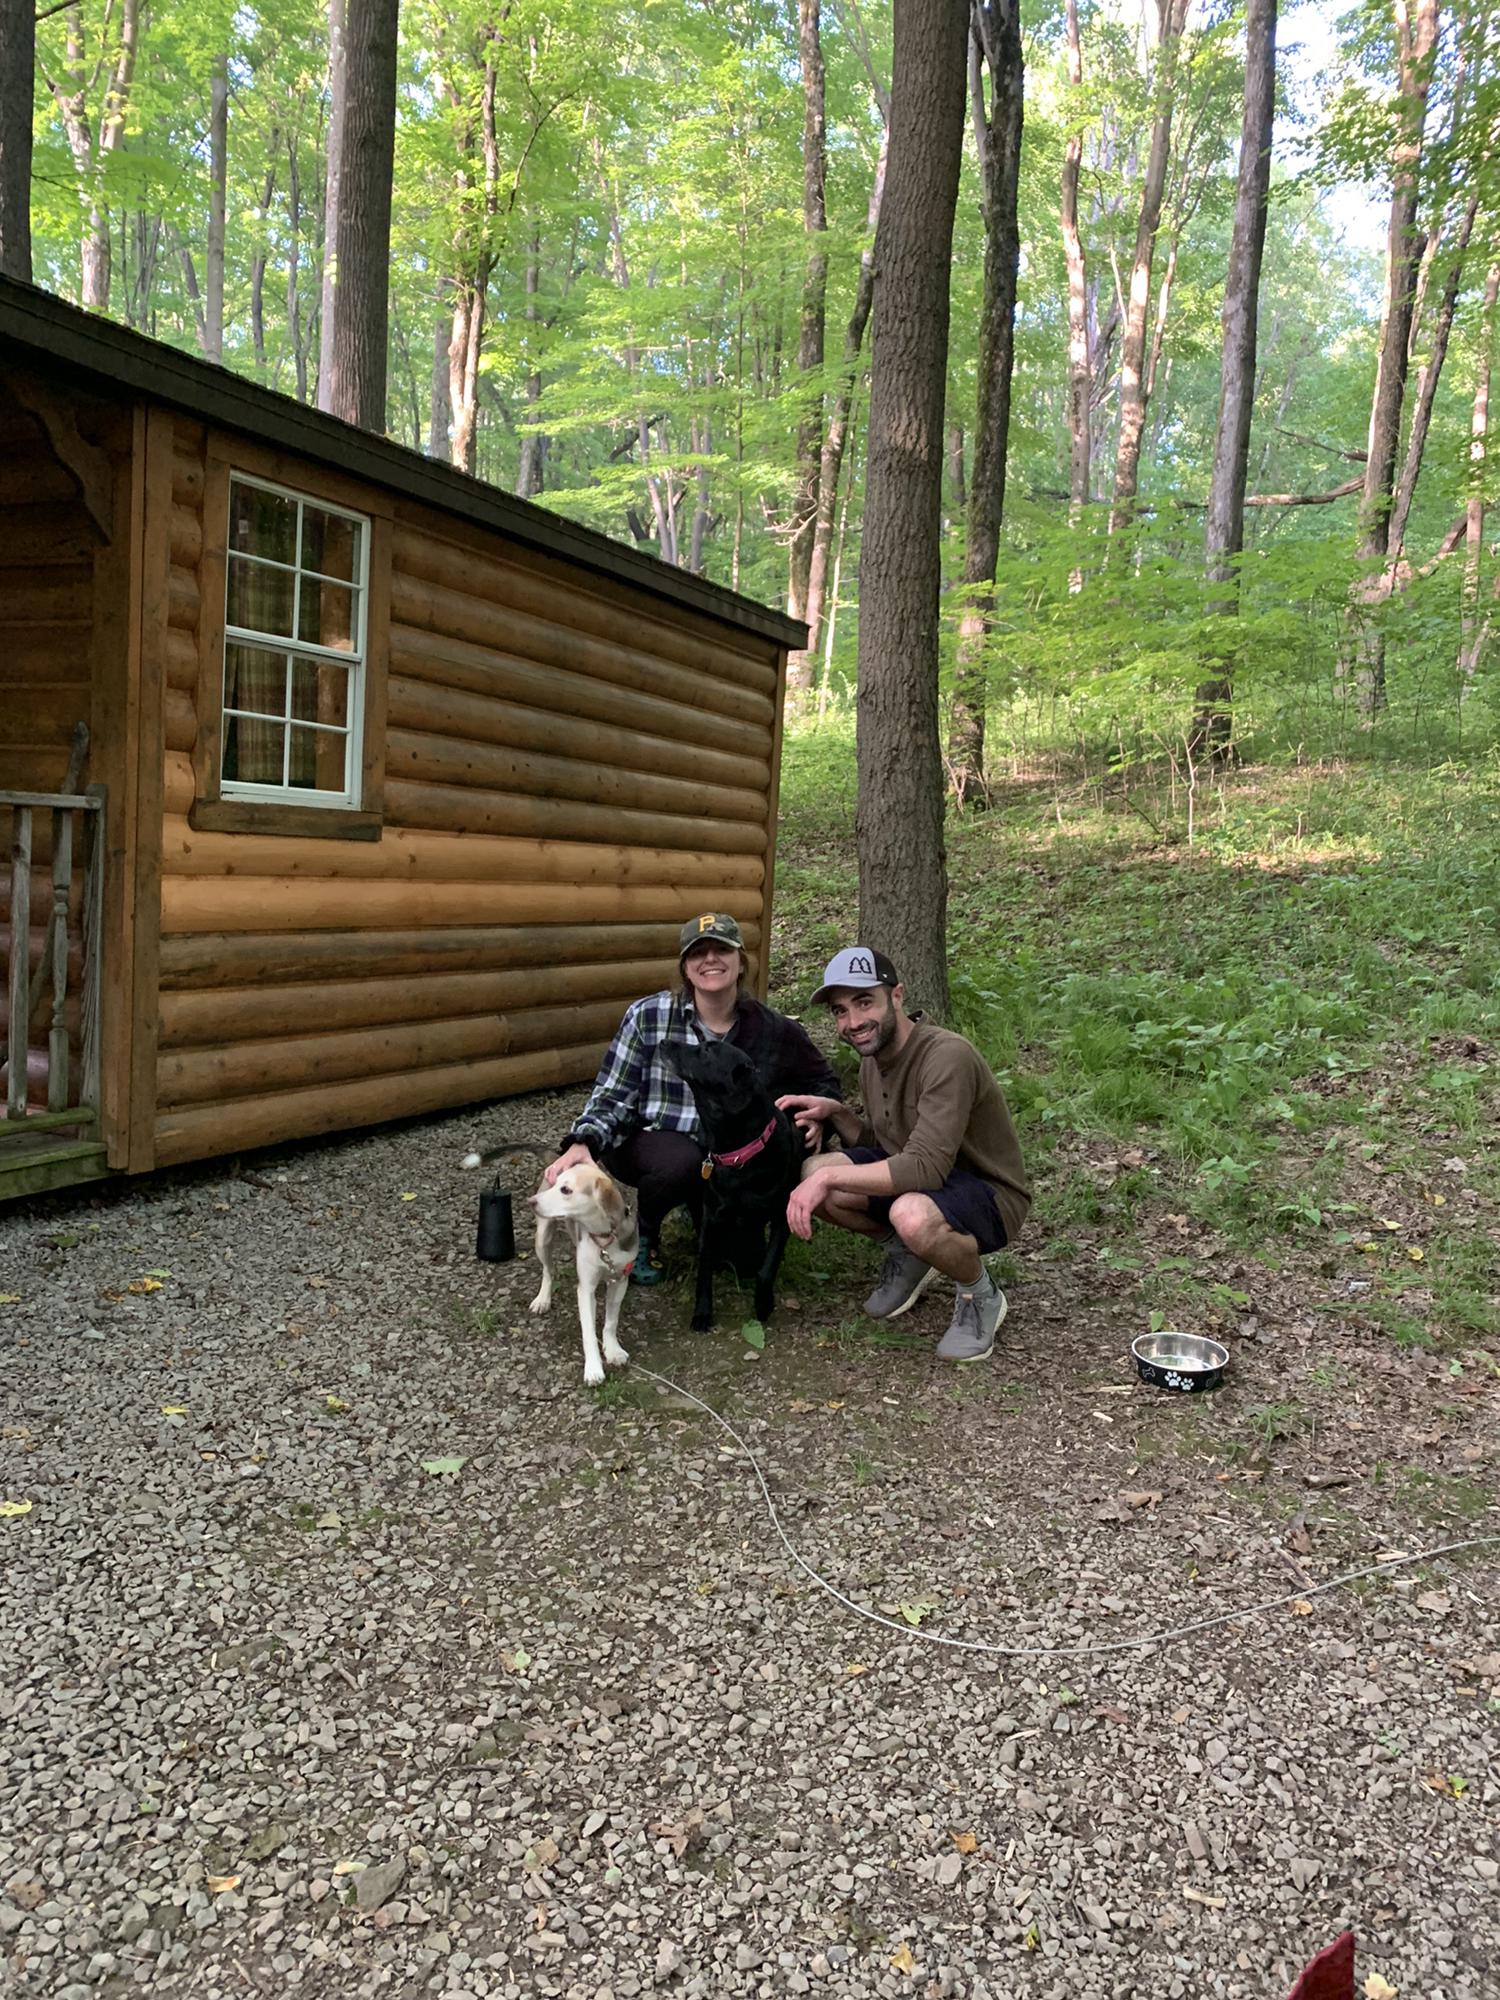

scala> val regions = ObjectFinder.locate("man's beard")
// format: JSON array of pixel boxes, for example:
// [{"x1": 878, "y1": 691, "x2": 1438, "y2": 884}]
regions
[{"x1": 840, "y1": 1000, "x2": 897, "y2": 1060}]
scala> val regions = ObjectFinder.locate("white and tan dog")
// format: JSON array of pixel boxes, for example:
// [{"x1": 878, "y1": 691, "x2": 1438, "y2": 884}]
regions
[{"x1": 462, "y1": 1147, "x2": 639, "y2": 1387}]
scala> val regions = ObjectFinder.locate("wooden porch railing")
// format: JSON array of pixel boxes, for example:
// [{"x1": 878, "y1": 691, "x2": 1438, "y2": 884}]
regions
[{"x1": 1, "y1": 785, "x2": 106, "y2": 1129}]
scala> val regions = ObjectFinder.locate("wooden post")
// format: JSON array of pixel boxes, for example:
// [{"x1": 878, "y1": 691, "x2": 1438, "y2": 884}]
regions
[
  {"x1": 46, "y1": 803, "x2": 73, "y2": 1111},
  {"x1": 6, "y1": 804, "x2": 30, "y2": 1116}
]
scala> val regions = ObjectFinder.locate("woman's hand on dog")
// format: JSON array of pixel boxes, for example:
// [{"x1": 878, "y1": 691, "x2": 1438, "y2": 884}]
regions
[{"x1": 545, "y1": 1142, "x2": 594, "y2": 1185}]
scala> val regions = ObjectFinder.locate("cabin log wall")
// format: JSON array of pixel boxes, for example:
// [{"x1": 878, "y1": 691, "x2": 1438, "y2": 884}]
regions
[{"x1": 153, "y1": 433, "x2": 785, "y2": 1168}]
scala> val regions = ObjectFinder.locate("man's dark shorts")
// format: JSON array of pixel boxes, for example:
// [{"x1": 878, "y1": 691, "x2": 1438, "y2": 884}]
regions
[{"x1": 843, "y1": 1147, "x2": 1008, "y2": 1255}]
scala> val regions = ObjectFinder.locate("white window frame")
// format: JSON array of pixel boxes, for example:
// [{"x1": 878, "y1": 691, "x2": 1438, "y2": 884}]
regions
[{"x1": 221, "y1": 473, "x2": 371, "y2": 809}]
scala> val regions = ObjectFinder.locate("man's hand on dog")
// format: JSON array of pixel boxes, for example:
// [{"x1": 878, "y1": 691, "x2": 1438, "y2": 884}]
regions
[
  {"x1": 545, "y1": 1142, "x2": 593, "y2": 1185},
  {"x1": 776, "y1": 1093, "x2": 842, "y2": 1152}
]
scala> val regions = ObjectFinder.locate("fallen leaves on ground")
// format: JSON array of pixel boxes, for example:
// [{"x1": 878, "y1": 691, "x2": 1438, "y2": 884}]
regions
[
  {"x1": 889, "y1": 1941, "x2": 916, "y2": 1975},
  {"x1": 0, "y1": 1499, "x2": 34, "y2": 1519},
  {"x1": 1365, "y1": 1975, "x2": 1399, "y2": 2000},
  {"x1": 128, "y1": 1277, "x2": 163, "y2": 1294},
  {"x1": 951, "y1": 1830, "x2": 978, "y2": 1854},
  {"x1": 206, "y1": 1873, "x2": 241, "y2": 1895},
  {"x1": 420, "y1": 1455, "x2": 465, "y2": 1476}
]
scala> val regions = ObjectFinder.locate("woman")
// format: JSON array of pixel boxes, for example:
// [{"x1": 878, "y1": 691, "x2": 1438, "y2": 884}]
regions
[{"x1": 545, "y1": 913, "x2": 842, "y2": 1283}]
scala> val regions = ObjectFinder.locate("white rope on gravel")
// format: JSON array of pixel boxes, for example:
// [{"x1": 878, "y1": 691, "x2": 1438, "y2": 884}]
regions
[{"x1": 629, "y1": 1362, "x2": 1500, "y2": 1662}]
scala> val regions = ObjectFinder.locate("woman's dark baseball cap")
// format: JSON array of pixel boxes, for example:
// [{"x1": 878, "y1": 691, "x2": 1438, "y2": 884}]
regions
[
  {"x1": 679, "y1": 912, "x2": 745, "y2": 959},
  {"x1": 811, "y1": 946, "x2": 900, "y2": 1005}
]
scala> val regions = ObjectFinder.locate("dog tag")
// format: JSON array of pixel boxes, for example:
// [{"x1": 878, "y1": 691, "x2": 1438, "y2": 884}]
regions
[{"x1": 701, "y1": 1160, "x2": 714, "y2": 1180}]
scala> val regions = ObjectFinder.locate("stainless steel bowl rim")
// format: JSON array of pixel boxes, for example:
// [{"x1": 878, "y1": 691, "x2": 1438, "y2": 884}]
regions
[{"x1": 1130, "y1": 1332, "x2": 1230, "y2": 1372}]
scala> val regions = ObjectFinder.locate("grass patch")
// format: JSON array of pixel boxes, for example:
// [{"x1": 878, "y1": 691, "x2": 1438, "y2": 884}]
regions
[{"x1": 773, "y1": 725, "x2": 1500, "y2": 1351}]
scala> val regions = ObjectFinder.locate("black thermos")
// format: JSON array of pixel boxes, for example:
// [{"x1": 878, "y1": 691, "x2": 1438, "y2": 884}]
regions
[{"x1": 476, "y1": 1184, "x2": 516, "y2": 1262}]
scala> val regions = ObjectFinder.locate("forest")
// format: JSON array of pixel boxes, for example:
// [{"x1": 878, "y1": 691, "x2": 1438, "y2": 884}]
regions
[{"x1": 5, "y1": 0, "x2": 1498, "y2": 804}]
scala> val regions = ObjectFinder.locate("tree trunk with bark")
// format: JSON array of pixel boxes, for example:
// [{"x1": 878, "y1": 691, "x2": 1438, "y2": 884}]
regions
[
  {"x1": 428, "y1": 300, "x2": 452, "y2": 458},
  {"x1": 319, "y1": 0, "x2": 397, "y2": 431},
  {"x1": 856, "y1": 0, "x2": 969, "y2": 1022},
  {"x1": 1460, "y1": 262, "x2": 1499, "y2": 682},
  {"x1": 1060, "y1": 0, "x2": 1091, "y2": 522},
  {"x1": 1108, "y1": 0, "x2": 1190, "y2": 542},
  {"x1": 948, "y1": 0, "x2": 1024, "y2": 807},
  {"x1": 45, "y1": 0, "x2": 139, "y2": 311},
  {"x1": 0, "y1": 0, "x2": 34, "y2": 280},
  {"x1": 318, "y1": 0, "x2": 345, "y2": 394},
  {"x1": 1388, "y1": 189, "x2": 1479, "y2": 558},
  {"x1": 516, "y1": 234, "x2": 546, "y2": 496},
  {"x1": 785, "y1": 0, "x2": 830, "y2": 694},
  {"x1": 205, "y1": 57, "x2": 228, "y2": 363},
  {"x1": 804, "y1": 121, "x2": 888, "y2": 661},
  {"x1": 1190, "y1": 0, "x2": 1277, "y2": 760},
  {"x1": 1349, "y1": 0, "x2": 1440, "y2": 715}
]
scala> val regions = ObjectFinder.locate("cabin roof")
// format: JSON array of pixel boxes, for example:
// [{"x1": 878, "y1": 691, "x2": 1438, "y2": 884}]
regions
[{"x1": 0, "y1": 276, "x2": 806, "y2": 651}]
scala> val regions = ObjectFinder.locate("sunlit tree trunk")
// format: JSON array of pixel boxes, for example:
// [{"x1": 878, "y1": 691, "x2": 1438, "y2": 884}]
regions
[
  {"x1": 948, "y1": 0, "x2": 1024, "y2": 808},
  {"x1": 205, "y1": 57, "x2": 228, "y2": 363},
  {"x1": 1108, "y1": 0, "x2": 1190, "y2": 543},
  {"x1": 428, "y1": 299, "x2": 451, "y2": 459},
  {"x1": 785, "y1": 0, "x2": 829, "y2": 694},
  {"x1": 1191, "y1": 0, "x2": 1277, "y2": 761},
  {"x1": 516, "y1": 234, "x2": 546, "y2": 496},
  {"x1": 1060, "y1": 0, "x2": 1090, "y2": 531},
  {"x1": 805, "y1": 122, "x2": 887, "y2": 661},
  {"x1": 1460, "y1": 262, "x2": 1499, "y2": 682},
  {"x1": 1349, "y1": 0, "x2": 1440, "y2": 715},
  {"x1": 317, "y1": 0, "x2": 345, "y2": 394},
  {"x1": 0, "y1": 0, "x2": 34, "y2": 279},
  {"x1": 46, "y1": 0, "x2": 140, "y2": 311},
  {"x1": 1388, "y1": 190, "x2": 1479, "y2": 558},
  {"x1": 856, "y1": 0, "x2": 969, "y2": 1021}
]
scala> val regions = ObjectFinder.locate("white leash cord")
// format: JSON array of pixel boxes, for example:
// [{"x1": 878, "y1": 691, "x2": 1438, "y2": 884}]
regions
[{"x1": 629, "y1": 1364, "x2": 1500, "y2": 1662}]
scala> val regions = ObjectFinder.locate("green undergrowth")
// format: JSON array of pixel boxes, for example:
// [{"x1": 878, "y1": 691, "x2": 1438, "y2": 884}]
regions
[{"x1": 772, "y1": 722, "x2": 1500, "y2": 1349}]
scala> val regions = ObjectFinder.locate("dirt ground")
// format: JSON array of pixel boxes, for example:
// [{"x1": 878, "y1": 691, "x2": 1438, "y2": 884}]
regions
[{"x1": 2, "y1": 1092, "x2": 1498, "y2": 2000}]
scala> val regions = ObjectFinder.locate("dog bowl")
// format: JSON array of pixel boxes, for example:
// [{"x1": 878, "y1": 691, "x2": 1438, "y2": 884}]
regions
[{"x1": 1131, "y1": 1330, "x2": 1229, "y2": 1394}]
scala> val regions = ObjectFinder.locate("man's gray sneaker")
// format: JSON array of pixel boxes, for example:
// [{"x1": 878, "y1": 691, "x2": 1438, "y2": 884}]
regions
[
  {"x1": 863, "y1": 1239, "x2": 940, "y2": 1319},
  {"x1": 935, "y1": 1276, "x2": 1009, "y2": 1362}
]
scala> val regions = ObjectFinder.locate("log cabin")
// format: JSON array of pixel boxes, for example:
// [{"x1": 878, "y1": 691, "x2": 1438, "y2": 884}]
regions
[{"x1": 0, "y1": 277, "x2": 803, "y2": 1201}]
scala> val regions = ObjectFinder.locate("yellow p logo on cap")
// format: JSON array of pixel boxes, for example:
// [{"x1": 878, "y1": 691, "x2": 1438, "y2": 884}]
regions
[{"x1": 698, "y1": 913, "x2": 716, "y2": 932}]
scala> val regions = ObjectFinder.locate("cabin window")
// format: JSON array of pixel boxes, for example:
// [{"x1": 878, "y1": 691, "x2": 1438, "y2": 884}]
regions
[{"x1": 221, "y1": 475, "x2": 370, "y2": 806}]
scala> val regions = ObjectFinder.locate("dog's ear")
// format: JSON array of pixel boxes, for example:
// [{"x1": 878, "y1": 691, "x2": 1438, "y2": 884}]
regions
[{"x1": 597, "y1": 1173, "x2": 626, "y2": 1228}]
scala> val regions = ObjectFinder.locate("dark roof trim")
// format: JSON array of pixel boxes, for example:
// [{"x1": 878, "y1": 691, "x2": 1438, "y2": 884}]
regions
[{"x1": 0, "y1": 277, "x2": 807, "y2": 651}]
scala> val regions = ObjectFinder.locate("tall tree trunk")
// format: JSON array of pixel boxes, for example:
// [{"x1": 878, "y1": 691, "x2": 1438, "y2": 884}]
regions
[
  {"x1": 1350, "y1": 0, "x2": 1441, "y2": 715},
  {"x1": 786, "y1": 0, "x2": 830, "y2": 696},
  {"x1": 804, "y1": 121, "x2": 888, "y2": 660},
  {"x1": 286, "y1": 133, "x2": 308, "y2": 401},
  {"x1": 205, "y1": 56, "x2": 228, "y2": 363},
  {"x1": 1060, "y1": 0, "x2": 1090, "y2": 522},
  {"x1": 249, "y1": 147, "x2": 278, "y2": 378},
  {"x1": 429, "y1": 296, "x2": 452, "y2": 459},
  {"x1": 447, "y1": 49, "x2": 500, "y2": 473},
  {"x1": 317, "y1": 0, "x2": 345, "y2": 395},
  {"x1": 1460, "y1": 262, "x2": 1499, "y2": 682},
  {"x1": 319, "y1": 0, "x2": 398, "y2": 430},
  {"x1": 0, "y1": 0, "x2": 34, "y2": 280},
  {"x1": 856, "y1": 0, "x2": 969, "y2": 1022},
  {"x1": 1191, "y1": 0, "x2": 1277, "y2": 760},
  {"x1": 516, "y1": 234, "x2": 546, "y2": 496},
  {"x1": 948, "y1": 0, "x2": 1024, "y2": 807},
  {"x1": 1388, "y1": 190, "x2": 1479, "y2": 557},
  {"x1": 1108, "y1": 0, "x2": 1190, "y2": 541},
  {"x1": 46, "y1": 0, "x2": 139, "y2": 311}
]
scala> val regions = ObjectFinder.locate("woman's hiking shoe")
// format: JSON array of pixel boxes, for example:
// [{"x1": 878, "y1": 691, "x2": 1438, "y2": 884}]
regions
[
  {"x1": 863, "y1": 1237, "x2": 940, "y2": 1319},
  {"x1": 935, "y1": 1274, "x2": 1008, "y2": 1362},
  {"x1": 629, "y1": 1229, "x2": 666, "y2": 1287}
]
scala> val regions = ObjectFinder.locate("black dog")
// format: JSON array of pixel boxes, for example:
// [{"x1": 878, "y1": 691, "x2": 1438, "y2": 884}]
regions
[{"x1": 660, "y1": 1033, "x2": 801, "y2": 1334}]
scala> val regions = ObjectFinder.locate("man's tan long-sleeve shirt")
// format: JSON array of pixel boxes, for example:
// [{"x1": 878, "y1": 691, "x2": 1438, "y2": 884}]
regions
[{"x1": 855, "y1": 1019, "x2": 1031, "y2": 1245}]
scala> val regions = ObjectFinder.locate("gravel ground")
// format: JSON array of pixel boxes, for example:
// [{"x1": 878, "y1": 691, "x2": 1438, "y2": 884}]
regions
[{"x1": 2, "y1": 1093, "x2": 1498, "y2": 2000}]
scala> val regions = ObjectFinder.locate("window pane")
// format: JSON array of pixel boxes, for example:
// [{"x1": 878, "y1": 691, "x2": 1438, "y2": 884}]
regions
[
  {"x1": 223, "y1": 714, "x2": 286, "y2": 786},
  {"x1": 297, "y1": 577, "x2": 356, "y2": 652},
  {"x1": 228, "y1": 555, "x2": 296, "y2": 639},
  {"x1": 287, "y1": 724, "x2": 348, "y2": 793},
  {"x1": 224, "y1": 643, "x2": 289, "y2": 720},
  {"x1": 301, "y1": 506, "x2": 360, "y2": 583},
  {"x1": 229, "y1": 483, "x2": 297, "y2": 564},
  {"x1": 290, "y1": 658, "x2": 350, "y2": 728}
]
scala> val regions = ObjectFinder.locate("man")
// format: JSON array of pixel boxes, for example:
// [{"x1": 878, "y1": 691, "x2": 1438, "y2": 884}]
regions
[{"x1": 779, "y1": 946, "x2": 1030, "y2": 1362}]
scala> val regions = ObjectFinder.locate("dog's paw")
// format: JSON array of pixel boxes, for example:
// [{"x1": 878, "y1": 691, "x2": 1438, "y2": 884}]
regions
[
  {"x1": 583, "y1": 1359, "x2": 606, "y2": 1388},
  {"x1": 603, "y1": 1340, "x2": 629, "y2": 1369},
  {"x1": 690, "y1": 1312, "x2": 713, "y2": 1335},
  {"x1": 528, "y1": 1291, "x2": 549, "y2": 1314},
  {"x1": 754, "y1": 1285, "x2": 775, "y2": 1321}
]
